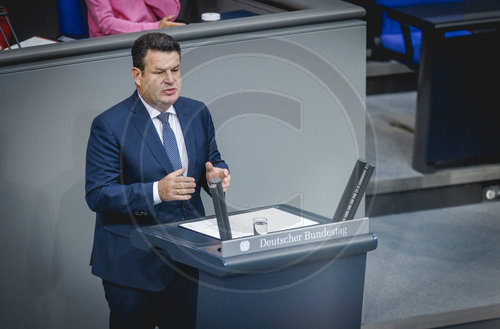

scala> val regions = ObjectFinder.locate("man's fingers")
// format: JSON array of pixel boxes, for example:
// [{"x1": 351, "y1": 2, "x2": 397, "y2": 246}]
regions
[
  {"x1": 171, "y1": 185, "x2": 195, "y2": 199},
  {"x1": 222, "y1": 174, "x2": 231, "y2": 192},
  {"x1": 169, "y1": 167, "x2": 186, "y2": 177},
  {"x1": 165, "y1": 15, "x2": 175, "y2": 21},
  {"x1": 176, "y1": 176, "x2": 195, "y2": 183},
  {"x1": 158, "y1": 168, "x2": 197, "y2": 201},
  {"x1": 172, "y1": 194, "x2": 192, "y2": 201},
  {"x1": 205, "y1": 162, "x2": 214, "y2": 172},
  {"x1": 168, "y1": 185, "x2": 194, "y2": 200},
  {"x1": 165, "y1": 169, "x2": 195, "y2": 187},
  {"x1": 177, "y1": 188, "x2": 196, "y2": 194},
  {"x1": 176, "y1": 181, "x2": 196, "y2": 189}
]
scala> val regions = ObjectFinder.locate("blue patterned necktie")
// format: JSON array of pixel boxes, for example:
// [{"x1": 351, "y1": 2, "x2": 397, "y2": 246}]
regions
[{"x1": 157, "y1": 112, "x2": 182, "y2": 170}]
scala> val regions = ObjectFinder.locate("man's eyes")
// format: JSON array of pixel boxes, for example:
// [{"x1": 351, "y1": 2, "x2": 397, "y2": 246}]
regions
[{"x1": 153, "y1": 69, "x2": 179, "y2": 74}]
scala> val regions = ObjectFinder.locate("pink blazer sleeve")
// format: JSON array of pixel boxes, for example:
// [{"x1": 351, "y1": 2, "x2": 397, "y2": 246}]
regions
[
  {"x1": 144, "y1": 0, "x2": 180, "y2": 21},
  {"x1": 86, "y1": 0, "x2": 179, "y2": 36}
]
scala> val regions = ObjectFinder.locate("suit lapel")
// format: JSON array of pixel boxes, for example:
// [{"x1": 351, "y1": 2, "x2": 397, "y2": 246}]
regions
[
  {"x1": 128, "y1": 92, "x2": 175, "y2": 174},
  {"x1": 175, "y1": 98, "x2": 197, "y2": 178}
]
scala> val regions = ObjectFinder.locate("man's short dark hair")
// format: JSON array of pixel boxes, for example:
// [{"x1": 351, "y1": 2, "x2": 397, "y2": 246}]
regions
[{"x1": 131, "y1": 33, "x2": 181, "y2": 71}]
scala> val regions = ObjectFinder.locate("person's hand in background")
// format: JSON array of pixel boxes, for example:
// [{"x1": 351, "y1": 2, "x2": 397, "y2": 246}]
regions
[{"x1": 159, "y1": 15, "x2": 185, "y2": 28}]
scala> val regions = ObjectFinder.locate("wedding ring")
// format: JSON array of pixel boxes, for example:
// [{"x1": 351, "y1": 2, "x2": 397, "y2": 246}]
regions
[{"x1": 177, "y1": 189, "x2": 180, "y2": 195}]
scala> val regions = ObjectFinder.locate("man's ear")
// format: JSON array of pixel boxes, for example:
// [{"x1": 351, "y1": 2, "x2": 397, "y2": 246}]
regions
[{"x1": 131, "y1": 67, "x2": 142, "y2": 88}]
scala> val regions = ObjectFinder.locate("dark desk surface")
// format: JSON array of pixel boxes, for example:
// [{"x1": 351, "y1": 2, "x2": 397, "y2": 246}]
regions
[{"x1": 384, "y1": 0, "x2": 500, "y2": 31}]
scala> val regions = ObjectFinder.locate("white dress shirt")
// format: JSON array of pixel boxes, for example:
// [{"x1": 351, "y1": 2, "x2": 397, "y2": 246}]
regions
[{"x1": 138, "y1": 94, "x2": 189, "y2": 205}]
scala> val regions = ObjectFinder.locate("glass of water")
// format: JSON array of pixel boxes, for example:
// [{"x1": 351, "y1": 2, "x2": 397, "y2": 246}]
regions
[{"x1": 253, "y1": 217, "x2": 268, "y2": 235}]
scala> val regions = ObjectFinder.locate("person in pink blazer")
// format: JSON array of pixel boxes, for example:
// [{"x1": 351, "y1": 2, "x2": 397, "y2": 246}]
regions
[{"x1": 86, "y1": 0, "x2": 185, "y2": 37}]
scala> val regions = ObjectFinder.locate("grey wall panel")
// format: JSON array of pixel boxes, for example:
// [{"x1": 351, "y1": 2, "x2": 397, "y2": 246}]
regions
[
  {"x1": 0, "y1": 19, "x2": 365, "y2": 329},
  {"x1": 178, "y1": 28, "x2": 366, "y2": 217},
  {"x1": 0, "y1": 57, "x2": 134, "y2": 328}
]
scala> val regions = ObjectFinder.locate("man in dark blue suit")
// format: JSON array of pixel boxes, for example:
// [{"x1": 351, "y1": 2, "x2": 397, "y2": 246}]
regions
[{"x1": 85, "y1": 33, "x2": 230, "y2": 329}]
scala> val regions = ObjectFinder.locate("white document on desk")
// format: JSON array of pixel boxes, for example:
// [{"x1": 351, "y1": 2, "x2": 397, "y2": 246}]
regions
[{"x1": 180, "y1": 207, "x2": 318, "y2": 239}]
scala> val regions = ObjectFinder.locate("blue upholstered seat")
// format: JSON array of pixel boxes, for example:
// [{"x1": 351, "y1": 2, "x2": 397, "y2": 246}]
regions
[{"x1": 57, "y1": 0, "x2": 88, "y2": 38}]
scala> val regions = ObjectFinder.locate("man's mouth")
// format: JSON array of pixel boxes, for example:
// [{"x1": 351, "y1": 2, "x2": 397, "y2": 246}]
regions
[{"x1": 163, "y1": 88, "x2": 177, "y2": 96}]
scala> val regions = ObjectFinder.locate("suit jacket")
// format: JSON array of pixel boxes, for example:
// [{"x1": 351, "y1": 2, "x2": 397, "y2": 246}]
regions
[{"x1": 85, "y1": 91, "x2": 227, "y2": 291}]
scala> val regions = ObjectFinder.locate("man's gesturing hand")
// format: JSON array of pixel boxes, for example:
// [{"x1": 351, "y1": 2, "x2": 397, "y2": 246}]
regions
[
  {"x1": 205, "y1": 162, "x2": 231, "y2": 192},
  {"x1": 158, "y1": 168, "x2": 196, "y2": 201}
]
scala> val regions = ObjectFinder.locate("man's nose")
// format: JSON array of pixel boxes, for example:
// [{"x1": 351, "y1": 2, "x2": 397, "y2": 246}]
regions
[{"x1": 163, "y1": 71, "x2": 174, "y2": 83}]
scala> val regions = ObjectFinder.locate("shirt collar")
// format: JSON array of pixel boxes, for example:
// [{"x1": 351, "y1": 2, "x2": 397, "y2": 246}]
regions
[{"x1": 137, "y1": 92, "x2": 176, "y2": 119}]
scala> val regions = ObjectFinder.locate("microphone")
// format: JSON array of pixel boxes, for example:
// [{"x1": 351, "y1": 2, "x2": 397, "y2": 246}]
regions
[{"x1": 209, "y1": 177, "x2": 232, "y2": 240}]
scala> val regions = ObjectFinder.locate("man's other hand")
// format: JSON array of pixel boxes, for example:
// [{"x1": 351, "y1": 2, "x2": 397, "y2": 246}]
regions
[
  {"x1": 158, "y1": 168, "x2": 196, "y2": 201},
  {"x1": 205, "y1": 162, "x2": 231, "y2": 192}
]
